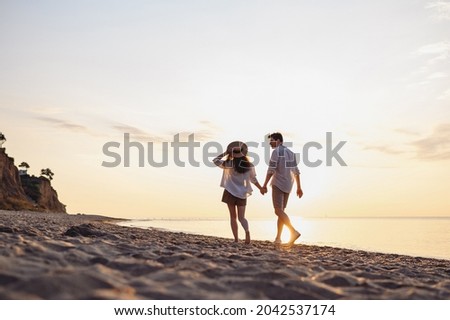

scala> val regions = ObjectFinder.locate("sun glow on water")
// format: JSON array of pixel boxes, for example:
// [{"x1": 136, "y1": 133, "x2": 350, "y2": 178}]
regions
[{"x1": 119, "y1": 217, "x2": 450, "y2": 260}]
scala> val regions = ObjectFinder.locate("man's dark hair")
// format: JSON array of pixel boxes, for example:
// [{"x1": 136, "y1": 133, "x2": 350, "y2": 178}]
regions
[{"x1": 268, "y1": 132, "x2": 283, "y2": 143}]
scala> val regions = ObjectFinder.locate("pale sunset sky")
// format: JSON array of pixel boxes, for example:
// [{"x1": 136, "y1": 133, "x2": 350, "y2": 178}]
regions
[{"x1": 1, "y1": 0, "x2": 449, "y2": 219}]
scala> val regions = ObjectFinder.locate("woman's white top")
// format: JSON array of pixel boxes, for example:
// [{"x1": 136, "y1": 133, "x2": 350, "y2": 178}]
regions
[{"x1": 213, "y1": 156, "x2": 257, "y2": 199}]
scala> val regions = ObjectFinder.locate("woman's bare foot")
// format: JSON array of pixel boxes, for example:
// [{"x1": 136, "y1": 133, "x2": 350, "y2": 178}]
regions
[{"x1": 245, "y1": 231, "x2": 251, "y2": 244}]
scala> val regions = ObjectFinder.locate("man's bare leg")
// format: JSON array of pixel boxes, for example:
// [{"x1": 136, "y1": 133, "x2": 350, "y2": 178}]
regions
[{"x1": 275, "y1": 208, "x2": 300, "y2": 244}]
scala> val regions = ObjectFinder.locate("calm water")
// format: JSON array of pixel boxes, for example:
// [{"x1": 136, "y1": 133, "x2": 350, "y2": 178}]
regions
[{"x1": 118, "y1": 217, "x2": 450, "y2": 260}]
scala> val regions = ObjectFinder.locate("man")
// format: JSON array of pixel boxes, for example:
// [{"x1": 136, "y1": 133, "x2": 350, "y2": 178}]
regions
[{"x1": 261, "y1": 132, "x2": 303, "y2": 245}]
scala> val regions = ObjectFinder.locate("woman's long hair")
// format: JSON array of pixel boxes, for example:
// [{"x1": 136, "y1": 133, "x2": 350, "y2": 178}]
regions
[{"x1": 226, "y1": 155, "x2": 252, "y2": 174}]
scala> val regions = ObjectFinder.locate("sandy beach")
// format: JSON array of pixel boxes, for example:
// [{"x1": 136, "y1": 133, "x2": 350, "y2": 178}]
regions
[{"x1": 0, "y1": 210, "x2": 449, "y2": 300}]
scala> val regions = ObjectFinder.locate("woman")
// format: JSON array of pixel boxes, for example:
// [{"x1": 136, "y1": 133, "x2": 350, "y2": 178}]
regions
[{"x1": 213, "y1": 141, "x2": 263, "y2": 244}]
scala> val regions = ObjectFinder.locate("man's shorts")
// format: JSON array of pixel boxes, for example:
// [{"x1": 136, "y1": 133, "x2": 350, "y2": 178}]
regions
[
  {"x1": 272, "y1": 185, "x2": 290, "y2": 209},
  {"x1": 222, "y1": 189, "x2": 247, "y2": 206}
]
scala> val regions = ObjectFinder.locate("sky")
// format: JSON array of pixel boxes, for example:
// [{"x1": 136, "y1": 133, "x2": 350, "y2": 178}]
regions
[{"x1": 1, "y1": 0, "x2": 449, "y2": 219}]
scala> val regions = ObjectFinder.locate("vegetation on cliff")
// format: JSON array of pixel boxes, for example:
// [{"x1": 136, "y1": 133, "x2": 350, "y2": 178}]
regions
[{"x1": 0, "y1": 134, "x2": 66, "y2": 213}]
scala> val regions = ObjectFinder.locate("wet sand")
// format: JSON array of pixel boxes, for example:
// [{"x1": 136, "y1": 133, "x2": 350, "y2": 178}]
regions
[{"x1": 0, "y1": 210, "x2": 449, "y2": 299}]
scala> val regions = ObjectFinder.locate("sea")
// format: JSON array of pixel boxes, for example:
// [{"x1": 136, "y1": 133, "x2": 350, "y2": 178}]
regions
[{"x1": 118, "y1": 217, "x2": 450, "y2": 260}]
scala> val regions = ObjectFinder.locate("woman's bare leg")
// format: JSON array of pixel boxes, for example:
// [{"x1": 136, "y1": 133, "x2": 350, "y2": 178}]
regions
[
  {"x1": 237, "y1": 205, "x2": 250, "y2": 244},
  {"x1": 227, "y1": 203, "x2": 239, "y2": 242}
]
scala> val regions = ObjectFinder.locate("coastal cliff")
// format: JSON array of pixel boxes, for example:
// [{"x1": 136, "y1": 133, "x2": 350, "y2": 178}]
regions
[
  {"x1": 0, "y1": 148, "x2": 66, "y2": 213},
  {"x1": 0, "y1": 148, "x2": 33, "y2": 210}
]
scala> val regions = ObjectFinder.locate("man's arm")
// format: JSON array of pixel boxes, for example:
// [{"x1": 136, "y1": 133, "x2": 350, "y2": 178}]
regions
[
  {"x1": 252, "y1": 180, "x2": 263, "y2": 192},
  {"x1": 262, "y1": 171, "x2": 274, "y2": 188},
  {"x1": 261, "y1": 148, "x2": 278, "y2": 194},
  {"x1": 294, "y1": 173, "x2": 303, "y2": 198},
  {"x1": 261, "y1": 172, "x2": 273, "y2": 195},
  {"x1": 249, "y1": 166, "x2": 263, "y2": 192}
]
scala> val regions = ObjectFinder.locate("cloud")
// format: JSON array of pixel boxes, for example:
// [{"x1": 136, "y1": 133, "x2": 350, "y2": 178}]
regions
[
  {"x1": 438, "y1": 88, "x2": 450, "y2": 100},
  {"x1": 183, "y1": 132, "x2": 212, "y2": 141},
  {"x1": 361, "y1": 125, "x2": 450, "y2": 161},
  {"x1": 416, "y1": 41, "x2": 450, "y2": 55},
  {"x1": 112, "y1": 120, "x2": 218, "y2": 143},
  {"x1": 199, "y1": 120, "x2": 219, "y2": 128},
  {"x1": 393, "y1": 128, "x2": 421, "y2": 136},
  {"x1": 36, "y1": 116, "x2": 91, "y2": 134},
  {"x1": 182, "y1": 120, "x2": 221, "y2": 141},
  {"x1": 170, "y1": 130, "x2": 216, "y2": 142},
  {"x1": 411, "y1": 123, "x2": 450, "y2": 160},
  {"x1": 32, "y1": 109, "x2": 105, "y2": 137},
  {"x1": 363, "y1": 145, "x2": 406, "y2": 155},
  {"x1": 415, "y1": 41, "x2": 450, "y2": 64},
  {"x1": 111, "y1": 124, "x2": 165, "y2": 142},
  {"x1": 409, "y1": 41, "x2": 450, "y2": 86},
  {"x1": 28, "y1": 107, "x2": 63, "y2": 115},
  {"x1": 427, "y1": 72, "x2": 448, "y2": 80},
  {"x1": 426, "y1": 1, "x2": 450, "y2": 20},
  {"x1": 361, "y1": 128, "x2": 414, "y2": 155}
]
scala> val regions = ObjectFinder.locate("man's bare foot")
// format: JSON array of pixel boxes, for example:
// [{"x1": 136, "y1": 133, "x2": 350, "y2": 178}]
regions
[{"x1": 287, "y1": 230, "x2": 301, "y2": 245}]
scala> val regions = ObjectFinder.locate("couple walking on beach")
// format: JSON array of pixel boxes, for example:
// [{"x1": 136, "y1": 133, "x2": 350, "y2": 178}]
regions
[{"x1": 213, "y1": 132, "x2": 303, "y2": 245}]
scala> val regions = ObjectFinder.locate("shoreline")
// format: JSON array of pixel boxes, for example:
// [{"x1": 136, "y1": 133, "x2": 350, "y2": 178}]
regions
[
  {"x1": 119, "y1": 217, "x2": 450, "y2": 261},
  {"x1": 0, "y1": 210, "x2": 449, "y2": 299}
]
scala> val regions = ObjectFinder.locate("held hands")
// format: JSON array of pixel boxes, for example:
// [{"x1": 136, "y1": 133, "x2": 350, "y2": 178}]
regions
[{"x1": 260, "y1": 186, "x2": 268, "y2": 195}]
